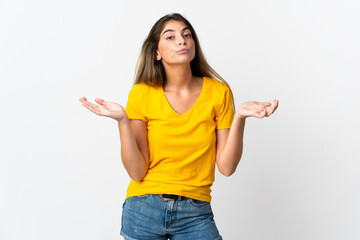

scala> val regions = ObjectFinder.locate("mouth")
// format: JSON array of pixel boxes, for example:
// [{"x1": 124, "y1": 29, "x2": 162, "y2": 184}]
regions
[{"x1": 176, "y1": 48, "x2": 190, "y2": 54}]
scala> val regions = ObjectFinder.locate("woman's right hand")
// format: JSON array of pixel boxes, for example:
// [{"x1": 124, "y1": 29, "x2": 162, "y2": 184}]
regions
[{"x1": 79, "y1": 96, "x2": 128, "y2": 122}]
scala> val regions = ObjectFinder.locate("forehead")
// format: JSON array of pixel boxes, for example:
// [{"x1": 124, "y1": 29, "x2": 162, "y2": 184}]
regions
[{"x1": 161, "y1": 20, "x2": 190, "y2": 34}]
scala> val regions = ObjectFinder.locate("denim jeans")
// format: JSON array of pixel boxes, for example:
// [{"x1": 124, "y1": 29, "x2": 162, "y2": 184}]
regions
[{"x1": 120, "y1": 194, "x2": 223, "y2": 240}]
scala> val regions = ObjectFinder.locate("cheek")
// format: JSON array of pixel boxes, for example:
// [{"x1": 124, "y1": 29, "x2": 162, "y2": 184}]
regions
[
  {"x1": 190, "y1": 41, "x2": 196, "y2": 53},
  {"x1": 158, "y1": 42, "x2": 171, "y2": 56},
  {"x1": 188, "y1": 39, "x2": 195, "y2": 49}
]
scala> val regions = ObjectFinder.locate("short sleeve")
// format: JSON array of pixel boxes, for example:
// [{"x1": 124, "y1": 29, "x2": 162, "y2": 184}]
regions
[
  {"x1": 215, "y1": 86, "x2": 234, "y2": 129},
  {"x1": 125, "y1": 84, "x2": 148, "y2": 122}
]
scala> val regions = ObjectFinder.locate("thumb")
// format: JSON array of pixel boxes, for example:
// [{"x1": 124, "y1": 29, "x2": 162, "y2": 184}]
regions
[{"x1": 94, "y1": 98, "x2": 106, "y2": 105}]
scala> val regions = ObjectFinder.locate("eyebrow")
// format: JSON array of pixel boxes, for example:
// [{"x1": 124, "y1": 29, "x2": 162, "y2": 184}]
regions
[{"x1": 162, "y1": 27, "x2": 191, "y2": 36}]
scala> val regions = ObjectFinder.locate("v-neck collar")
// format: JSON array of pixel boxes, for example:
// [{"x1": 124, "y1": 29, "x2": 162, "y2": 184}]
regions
[{"x1": 161, "y1": 76, "x2": 206, "y2": 116}]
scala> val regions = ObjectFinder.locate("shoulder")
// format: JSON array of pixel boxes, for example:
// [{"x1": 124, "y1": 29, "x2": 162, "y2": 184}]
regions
[
  {"x1": 130, "y1": 82, "x2": 150, "y2": 92},
  {"x1": 204, "y1": 77, "x2": 231, "y2": 96},
  {"x1": 128, "y1": 82, "x2": 154, "y2": 98}
]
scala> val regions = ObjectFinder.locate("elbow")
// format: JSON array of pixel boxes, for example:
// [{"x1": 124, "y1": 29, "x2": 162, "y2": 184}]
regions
[
  {"x1": 218, "y1": 156, "x2": 241, "y2": 177},
  {"x1": 223, "y1": 172, "x2": 233, "y2": 177},
  {"x1": 129, "y1": 172, "x2": 144, "y2": 182},
  {"x1": 217, "y1": 151, "x2": 242, "y2": 177},
  {"x1": 131, "y1": 176, "x2": 143, "y2": 182},
  {"x1": 221, "y1": 169, "x2": 235, "y2": 177},
  {"x1": 123, "y1": 153, "x2": 149, "y2": 182},
  {"x1": 130, "y1": 174, "x2": 144, "y2": 182},
  {"x1": 218, "y1": 166, "x2": 236, "y2": 177},
  {"x1": 219, "y1": 159, "x2": 241, "y2": 177},
  {"x1": 129, "y1": 169, "x2": 148, "y2": 182}
]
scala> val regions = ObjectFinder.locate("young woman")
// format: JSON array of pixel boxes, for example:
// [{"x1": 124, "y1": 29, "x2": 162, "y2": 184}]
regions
[{"x1": 80, "y1": 13, "x2": 278, "y2": 240}]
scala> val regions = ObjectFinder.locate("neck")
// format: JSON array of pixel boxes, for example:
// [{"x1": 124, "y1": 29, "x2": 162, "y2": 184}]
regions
[{"x1": 162, "y1": 63, "x2": 194, "y2": 91}]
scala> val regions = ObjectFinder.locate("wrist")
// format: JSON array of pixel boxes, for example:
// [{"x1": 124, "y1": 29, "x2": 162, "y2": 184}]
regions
[
  {"x1": 117, "y1": 115, "x2": 129, "y2": 125},
  {"x1": 235, "y1": 112, "x2": 247, "y2": 121}
]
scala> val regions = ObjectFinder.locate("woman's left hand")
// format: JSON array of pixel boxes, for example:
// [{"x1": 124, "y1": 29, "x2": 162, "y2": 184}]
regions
[{"x1": 235, "y1": 99, "x2": 279, "y2": 120}]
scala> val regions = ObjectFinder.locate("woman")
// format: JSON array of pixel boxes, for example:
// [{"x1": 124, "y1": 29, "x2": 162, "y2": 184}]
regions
[{"x1": 80, "y1": 13, "x2": 278, "y2": 240}]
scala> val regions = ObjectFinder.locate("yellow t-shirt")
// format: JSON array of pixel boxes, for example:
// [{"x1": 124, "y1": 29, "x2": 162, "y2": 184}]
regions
[{"x1": 124, "y1": 76, "x2": 234, "y2": 202}]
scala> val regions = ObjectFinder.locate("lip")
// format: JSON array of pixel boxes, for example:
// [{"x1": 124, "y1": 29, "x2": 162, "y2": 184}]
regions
[{"x1": 176, "y1": 48, "x2": 190, "y2": 54}]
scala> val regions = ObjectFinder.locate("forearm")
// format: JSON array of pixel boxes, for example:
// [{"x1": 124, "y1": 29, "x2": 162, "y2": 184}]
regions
[
  {"x1": 218, "y1": 115, "x2": 246, "y2": 176},
  {"x1": 118, "y1": 117, "x2": 148, "y2": 181}
]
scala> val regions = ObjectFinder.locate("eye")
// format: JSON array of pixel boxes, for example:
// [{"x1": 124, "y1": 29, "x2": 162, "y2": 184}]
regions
[
  {"x1": 166, "y1": 36, "x2": 174, "y2": 40},
  {"x1": 184, "y1": 33, "x2": 192, "y2": 38}
]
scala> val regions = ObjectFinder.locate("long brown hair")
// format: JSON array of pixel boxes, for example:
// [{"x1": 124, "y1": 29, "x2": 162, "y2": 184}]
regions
[{"x1": 134, "y1": 13, "x2": 235, "y2": 112}]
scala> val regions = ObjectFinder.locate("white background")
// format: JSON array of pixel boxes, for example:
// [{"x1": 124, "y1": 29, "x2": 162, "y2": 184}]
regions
[{"x1": 1, "y1": 0, "x2": 359, "y2": 239}]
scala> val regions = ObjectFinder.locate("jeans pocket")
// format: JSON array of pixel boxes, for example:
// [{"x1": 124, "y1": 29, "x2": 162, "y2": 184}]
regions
[
  {"x1": 189, "y1": 198, "x2": 209, "y2": 207},
  {"x1": 133, "y1": 194, "x2": 151, "y2": 199}
]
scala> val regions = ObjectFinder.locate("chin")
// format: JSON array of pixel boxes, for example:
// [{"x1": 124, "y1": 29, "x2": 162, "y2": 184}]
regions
[{"x1": 174, "y1": 56, "x2": 195, "y2": 64}]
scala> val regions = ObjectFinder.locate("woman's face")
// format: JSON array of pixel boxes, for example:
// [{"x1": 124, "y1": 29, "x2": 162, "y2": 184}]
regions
[{"x1": 156, "y1": 20, "x2": 196, "y2": 66}]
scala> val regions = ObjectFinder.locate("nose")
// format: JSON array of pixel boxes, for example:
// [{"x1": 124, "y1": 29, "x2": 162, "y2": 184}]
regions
[{"x1": 178, "y1": 35, "x2": 186, "y2": 45}]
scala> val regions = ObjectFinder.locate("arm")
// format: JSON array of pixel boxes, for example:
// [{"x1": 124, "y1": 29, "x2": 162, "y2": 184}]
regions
[
  {"x1": 216, "y1": 99, "x2": 279, "y2": 176},
  {"x1": 79, "y1": 96, "x2": 149, "y2": 181},
  {"x1": 118, "y1": 117, "x2": 150, "y2": 182},
  {"x1": 216, "y1": 115, "x2": 245, "y2": 176}
]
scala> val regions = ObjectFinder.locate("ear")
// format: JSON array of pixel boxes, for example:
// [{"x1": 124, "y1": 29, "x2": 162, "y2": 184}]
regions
[{"x1": 156, "y1": 51, "x2": 162, "y2": 61}]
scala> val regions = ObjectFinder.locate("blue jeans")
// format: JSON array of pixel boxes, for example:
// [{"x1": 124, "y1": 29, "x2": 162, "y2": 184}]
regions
[{"x1": 120, "y1": 194, "x2": 223, "y2": 240}]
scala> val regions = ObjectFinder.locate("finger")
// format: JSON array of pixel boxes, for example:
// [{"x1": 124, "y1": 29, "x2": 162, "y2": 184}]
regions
[
  {"x1": 263, "y1": 109, "x2": 268, "y2": 118},
  {"x1": 82, "y1": 103, "x2": 101, "y2": 115},
  {"x1": 94, "y1": 98, "x2": 105, "y2": 105},
  {"x1": 82, "y1": 100, "x2": 101, "y2": 113},
  {"x1": 269, "y1": 106, "x2": 275, "y2": 116},
  {"x1": 272, "y1": 99, "x2": 279, "y2": 112},
  {"x1": 79, "y1": 96, "x2": 88, "y2": 103},
  {"x1": 255, "y1": 109, "x2": 266, "y2": 118},
  {"x1": 81, "y1": 99, "x2": 94, "y2": 108},
  {"x1": 253, "y1": 104, "x2": 267, "y2": 112},
  {"x1": 259, "y1": 102, "x2": 272, "y2": 107},
  {"x1": 266, "y1": 103, "x2": 276, "y2": 116},
  {"x1": 81, "y1": 103, "x2": 94, "y2": 112},
  {"x1": 81, "y1": 102, "x2": 96, "y2": 112},
  {"x1": 266, "y1": 100, "x2": 279, "y2": 116},
  {"x1": 260, "y1": 111, "x2": 266, "y2": 118}
]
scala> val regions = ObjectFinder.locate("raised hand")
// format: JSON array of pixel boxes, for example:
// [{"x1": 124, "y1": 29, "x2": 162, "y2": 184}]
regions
[
  {"x1": 235, "y1": 99, "x2": 279, "y2": 119},
  {"x1": 79, "y1": 96, "x2": 128, "y2": 122}
]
